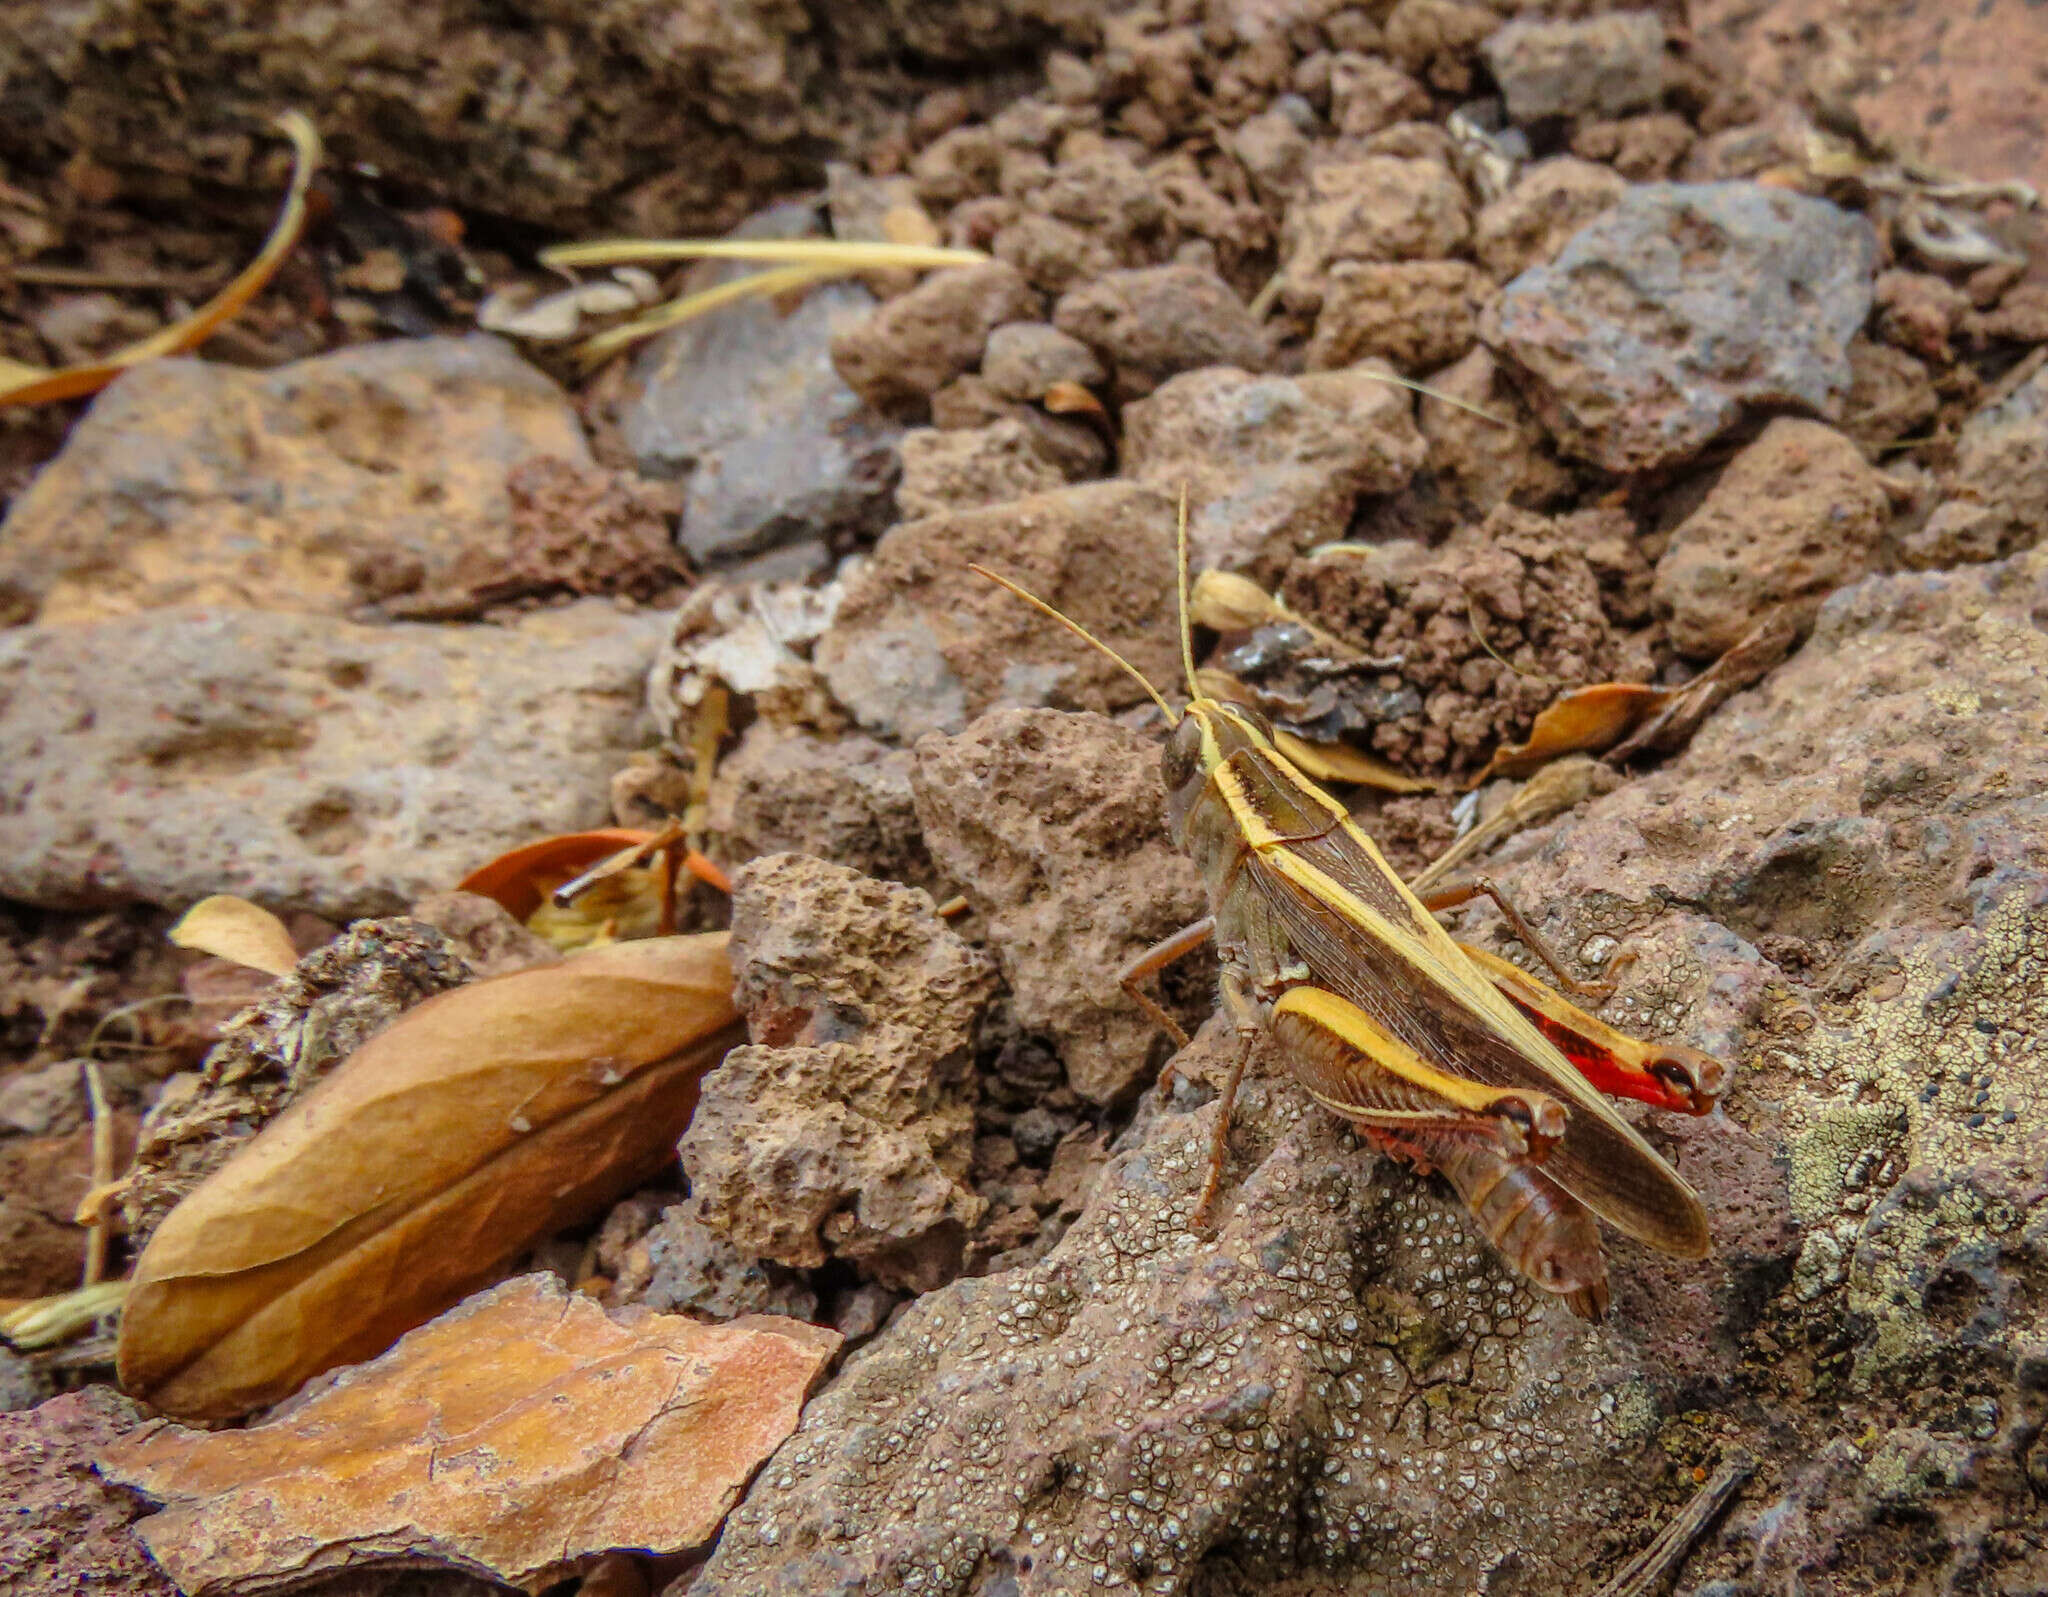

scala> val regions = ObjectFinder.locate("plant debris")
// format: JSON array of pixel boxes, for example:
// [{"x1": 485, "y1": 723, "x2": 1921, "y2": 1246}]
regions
[
  {"x1": 101, "y1": 1273, "x2": 840, "y2": 1594},
  {"x1": 0, "y1": 114, "x2": 321, "y2": 408},
  {"x1": 118, "y1": 934, "x2": 743, "y2": 1418}
]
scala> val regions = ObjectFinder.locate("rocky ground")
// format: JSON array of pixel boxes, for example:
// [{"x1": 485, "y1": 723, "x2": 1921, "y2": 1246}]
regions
[{"x1": 3, "y1": 2, "x2": 2047, "y2": 1595}]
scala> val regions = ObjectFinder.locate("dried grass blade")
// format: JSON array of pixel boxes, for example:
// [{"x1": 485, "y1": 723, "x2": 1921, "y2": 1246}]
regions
[
  {"x1": 542, "y1": 237, "x2": 987, "y2": 271},
  {"x1": 0, "y1": 112, "x2": 322, "y2": 408},
  {"x1": 573, "y1": 262, "x2": 845, "y2": 367}
]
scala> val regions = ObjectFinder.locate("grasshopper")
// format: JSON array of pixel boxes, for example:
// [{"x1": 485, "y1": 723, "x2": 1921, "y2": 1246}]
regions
[{"x1": 971, "y1": 511, "x2": 1724, "y2": 1321}]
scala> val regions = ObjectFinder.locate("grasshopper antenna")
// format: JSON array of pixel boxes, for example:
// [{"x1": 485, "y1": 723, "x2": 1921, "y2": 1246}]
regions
[
  {"x1": 1175, "y1": 485, "x2": 1199, "y2": 699},
  {"x1": 969, "y1": 563, "x2": 1180, "y2": 727}
]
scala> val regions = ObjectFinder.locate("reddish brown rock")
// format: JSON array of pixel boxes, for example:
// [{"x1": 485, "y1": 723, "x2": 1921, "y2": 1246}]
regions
[
  {"x1": 704, "y1": 722, "x2": 933, "y2": 890},
  {"x1": 1472, "y1": 156, "x2": 1627, "y2": 280},
  {"x1": 1052, "y1": 264, "x2": 1270, "y2": 399},
  {"x1": 0, "y1": 337, "x2": 589, "y2": 625},
  {"x1": 1329, "y1": 54, "x2": 1432, "y2": 136},
  {"x1": 895, "y1": 419, "x2": 1068, "y2": 519},
  {"x1": 0, "y1": 1389, "x2": 172, "y2": 1597},
  {"x1": 1903, "y1": 362, "x2": 2048, "y2": 569},
  {"x1": 1415, "y1": 346, "x2": 1576, "y2": 516},
  {"x1": 1277, "y1": 156, "x2": 1473, "y2": 313},
  {"x1": 912, "y1": 709, "x2": 1207, "y2": 1104},
  {"x1": 830, "y1": 263, "x2": 1041, "y2": 414},
  {"x1": 1121, "y1": 362, "x2": 1426, "y2": 575},
  {"x1": 814, "y1": 480, "x2": 1182, "y2": 743},
  {"x1": 1482, "y1": 11, "x2": 1666, "y2": 123},
  {"x1": 1653, "y1": 418, "x2": 1893, "y2": 656},
  {"x1": 682, "y1": 856, "x2": 997, "y2": 1292},
  {"x1": 1305, "y1": 259, "x2": 1494, "y2": 373}
]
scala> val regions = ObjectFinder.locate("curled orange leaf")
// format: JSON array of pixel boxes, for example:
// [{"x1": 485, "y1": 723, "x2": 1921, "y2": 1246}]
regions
[{"x1": 1471, "y1": 682, "x2": 1671, "y2": 786}]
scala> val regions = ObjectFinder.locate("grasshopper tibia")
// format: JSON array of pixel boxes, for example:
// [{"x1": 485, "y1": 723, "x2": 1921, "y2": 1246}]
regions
[{"x1": 1418, "y1": 877, "x2": 1625, "y2": 1002}]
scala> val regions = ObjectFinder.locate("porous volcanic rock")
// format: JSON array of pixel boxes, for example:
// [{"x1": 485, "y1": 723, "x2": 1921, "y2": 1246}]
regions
[
  {"x1": 1414, "y1": 347, "x2": 1576, "y2": 516},
  {"x1": 1484, "y1": 183, "x2": 1876, "y2": 472},
  {"x1": 0, "y1": 601, "x2": 668, "y2": 917},
  {"x1": 831, "y1": 263, "x2": 1042, "y2": 415},
  {"x1": 814, "y1": 480, "x2": 1182, "y2": 743},
  {"x1": 912, "y1": 709, "x2": 1206, "y2": 1105},
  {"x1": 0, "y1": 337, "x2": 588, "y2": 624},
  {"x1": 1653, "y1": 418, "x2": 1894, "y2": 656},
  {"x1": 1905, "y1": 362, "x2": 2048, "y2": 569},
  {"x1": 1471, "y1": 156, "x2": 1627, "y2": 281},
  {"x1": 1052, "y1": 265, "x2": 1271, "y2": 399},
  {"x1": 1, "y1": 1388, "x2": 173, "y2": 1597},
  {"x1": 896, "y1": 419, "x2": 1069, "y2": 519},
  {"x1": 1304, "y1": 261, "x2": 1494, "y2": 374},
  {"x1": 704, "y1": 723, "x2": 933, "y2": 890},
  {"x1": 1121, "y1": 363, "x2": 1426, "y2": 576},
  {"x1": 681, "y1": 855, "x2": 998, "y2": 1293},
  {"x1": 689, "y1": 1019, "x2": 1736, "y2": 1597},
  {"x1": 1482, "y1": 11, "x2": 1666, "y2": 124},
  {"x1": 0, "y1": 0, "x2": 1094, "y2": 239},
  {"x1": 1275, "y1": 156, "x2": 1473, "y2": 315}
]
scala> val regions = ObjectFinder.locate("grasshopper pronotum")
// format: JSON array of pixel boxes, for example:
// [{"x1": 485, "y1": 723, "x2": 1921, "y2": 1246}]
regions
[{"x1": 972, "y1": 506, "x2": 1724, "y2": 1321}]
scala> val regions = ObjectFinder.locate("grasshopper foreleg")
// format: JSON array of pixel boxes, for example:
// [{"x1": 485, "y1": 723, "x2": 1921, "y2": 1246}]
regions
[
  {"x1": 1418, "y1": 877, "x2": 1635, "y2": 1002},
  {"x1": 1118, "y1": 916, "x2": 1216, "y2": 1085}
]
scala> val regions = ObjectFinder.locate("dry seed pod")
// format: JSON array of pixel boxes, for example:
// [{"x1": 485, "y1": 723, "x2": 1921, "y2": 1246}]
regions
[{"x1": 118, "y1": 933, "x2": 743, "y2": 1420}]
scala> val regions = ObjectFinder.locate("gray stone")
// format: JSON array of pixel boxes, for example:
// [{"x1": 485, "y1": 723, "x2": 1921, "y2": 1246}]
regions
[
  {"x1": 1484, "y1": 182, "x2": 1876, "y2": 472},
  {"x1": 0, "y1": 601, "x2": 668, "y2": 917},
  {"x1": 1483, "y1": 12, "x2": 1666, "y2": 124},
  {"x1": 620, "y1": 206, "x2": 902, "y2": 568},
  {"x1": 980, "y1": 321, "x2": 1105, "y2": 401}
]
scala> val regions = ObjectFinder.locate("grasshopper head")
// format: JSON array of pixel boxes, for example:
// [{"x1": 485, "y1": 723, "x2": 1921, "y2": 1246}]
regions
[{"x1": 1163, "y1": 697, "x2": 1277, "y2": 845}]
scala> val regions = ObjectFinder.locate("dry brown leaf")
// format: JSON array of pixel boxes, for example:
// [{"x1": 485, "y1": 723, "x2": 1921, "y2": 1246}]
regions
[
  {"x1": 1408, "y1": 755, "x2": 1618, "y2": 894},
  {"x1": 0, "y1": 113, "x2": 321, "y2": 408},
  {"x1": 1605, "y1": 600, "x2": 1816, "y2": 764},
  {"x1": 117, "y1": 934, "x2": 744, "y2": 1419},
  {"x1": 101, "y1": 1274, "x2": 840, "y2": 1595},
  {"x1": 1469, "y1": 682, "x2": 1670, "y2": 786},
  {"x1": 1272, "y1": 729, "x2": 1435, "y2": 794},
  {"x1": 167, "y1": 896, "x2": 299, "y2": 978}
]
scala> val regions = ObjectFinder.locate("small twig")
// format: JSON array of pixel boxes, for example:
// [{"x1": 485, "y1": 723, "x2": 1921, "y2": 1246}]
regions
[
  {"x1": 81, "y1": 1061, "x2": 114, "y2": 1288},
  {"x1": 552, "y1": 823, "x2": 686, "y2": 909},
  {"x1": 1589, "y1": 1452, "x2": 1755, "y2": 1597},
  {"x1": 84, "y1": 992, "x2": 194, "y2": 1058},
  {"x1": 5, "y1": 263, "x2": 213, "y2": 293}
]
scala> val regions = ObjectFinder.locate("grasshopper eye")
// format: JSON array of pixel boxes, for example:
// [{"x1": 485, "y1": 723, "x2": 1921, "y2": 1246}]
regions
[{"x1": 1162, "y1": 717, "x2": 1204, "y2": 794}]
